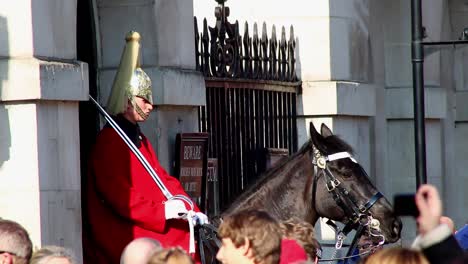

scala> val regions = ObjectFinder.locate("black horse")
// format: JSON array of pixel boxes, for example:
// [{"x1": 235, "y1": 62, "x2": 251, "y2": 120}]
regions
[
  {"x1": 198, "y1": 123, "x2": 401, "y2": 263},
  {"x1": 222, "y1": 122, "x2": 401, "y2": 242}
]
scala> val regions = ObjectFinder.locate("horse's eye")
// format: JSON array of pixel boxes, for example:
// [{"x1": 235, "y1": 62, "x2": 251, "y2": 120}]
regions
[
  {"x1": 342, "y1": 171, "x2": 352, "y2": 178},
  {"x1": 337, "y1": 166, "x2": 353, "y2": 178}
]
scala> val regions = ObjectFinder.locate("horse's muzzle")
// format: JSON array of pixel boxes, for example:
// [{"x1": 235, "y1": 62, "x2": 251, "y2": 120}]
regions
[{"x1": 388, "y1": 217, "x2": 402, "y2": 243}]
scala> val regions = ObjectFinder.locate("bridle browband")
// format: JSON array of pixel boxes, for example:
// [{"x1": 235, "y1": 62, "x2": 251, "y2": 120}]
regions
[{"x1": 311, "y1": 145, "x2": 385, "y2": 262}]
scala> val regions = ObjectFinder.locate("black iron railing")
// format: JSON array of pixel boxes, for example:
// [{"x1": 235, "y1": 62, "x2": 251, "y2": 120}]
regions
[{"x1": 195, "y1": 2, "x2": 300, "y2": 209}]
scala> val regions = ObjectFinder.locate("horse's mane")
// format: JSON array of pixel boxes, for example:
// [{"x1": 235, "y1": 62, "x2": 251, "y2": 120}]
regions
[
  {"x1": 224, "y1": 140, "x2": 313, "y2": 214},
  {"x1": 224, "y1": 133, "x2": 355, "y2": 214}
]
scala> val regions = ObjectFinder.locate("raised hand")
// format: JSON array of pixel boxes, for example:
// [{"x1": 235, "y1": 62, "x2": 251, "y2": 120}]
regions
[{"x1": 415, "y1": 184, "x2": 442, "y2": 236}]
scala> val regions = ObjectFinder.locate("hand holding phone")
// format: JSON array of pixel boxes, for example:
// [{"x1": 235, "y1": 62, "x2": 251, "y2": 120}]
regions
[{"x1": 415, "y1": 184, "x2": 442, "y2": 235}]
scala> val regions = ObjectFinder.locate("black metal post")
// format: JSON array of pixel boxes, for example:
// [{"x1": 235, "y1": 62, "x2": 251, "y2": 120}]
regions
[
  {"x1": 411, "y1": 0, "x2": 427, "y2": 188},
  {"x1": 409, "y1": 3, "x2": 468, "y2": 189}
]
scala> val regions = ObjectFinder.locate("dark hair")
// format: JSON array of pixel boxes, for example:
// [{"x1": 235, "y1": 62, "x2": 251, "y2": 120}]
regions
[
  {"x1": 219, "y1": 210, "x2": 282, "y2": 264},
  {"x1": 0, "y1": 219, "x2": 33, "y2": 262}
]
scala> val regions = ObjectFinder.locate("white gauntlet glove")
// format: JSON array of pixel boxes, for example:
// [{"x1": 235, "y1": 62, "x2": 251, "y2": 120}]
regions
[
  {"x1": 192, "y1": 212, "x2": 209, "y2": 225},
  {"x1": 164, "y1": 199, "x2": 188, "y2": 220}
]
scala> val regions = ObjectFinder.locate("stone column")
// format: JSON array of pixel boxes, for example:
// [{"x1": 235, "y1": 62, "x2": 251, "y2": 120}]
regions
[
  {"x1": 0, "y1": 0, "x2": 87, "y2": 262},
  {"x1": 97, "y1": 0, "x2": 205, "y2": 173}
]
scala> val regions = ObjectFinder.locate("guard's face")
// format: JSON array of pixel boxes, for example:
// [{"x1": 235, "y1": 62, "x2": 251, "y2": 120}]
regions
[
  {"x1": 216, "y1": 238, "x2": 248, "y2": 264},
  {"x1": 124, "y1": 96, "x2": 153, "y2": 123}
]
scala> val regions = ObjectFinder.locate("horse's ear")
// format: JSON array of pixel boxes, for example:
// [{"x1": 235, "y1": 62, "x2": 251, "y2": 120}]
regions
[
  {"x1": 309, "y1": 122, "x2": 322, "y2": 145},
  {"x1": 320, "y1": 123, "x2": 334, "y2": 138},
  {"x1": 310, "y1": 122, "x2": 328, "y2": 153}
]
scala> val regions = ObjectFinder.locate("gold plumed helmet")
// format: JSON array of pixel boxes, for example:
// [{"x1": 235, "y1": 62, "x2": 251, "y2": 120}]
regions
[{"x1": 106, "y1": 31, "x2": 153, "y2": 117}]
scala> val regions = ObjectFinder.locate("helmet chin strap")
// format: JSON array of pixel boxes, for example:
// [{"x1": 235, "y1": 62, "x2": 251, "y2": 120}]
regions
[{"x1": 131, "y1": 98, "x2": 149, "y2": 120}]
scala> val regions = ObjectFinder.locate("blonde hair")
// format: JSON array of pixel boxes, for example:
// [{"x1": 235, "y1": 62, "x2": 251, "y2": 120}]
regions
[
  {"x1": 147, "y1": 247, "x2": 193, "y2": 264},
  {"x1": 364, "y1": 247, "x2": 429, "y2": 264},
  {"x1": 30, "y1": 246, "x2": 76, "y2": 264}
]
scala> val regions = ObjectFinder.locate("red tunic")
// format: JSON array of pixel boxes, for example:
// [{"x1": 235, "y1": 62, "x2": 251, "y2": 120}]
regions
[{"x1": 83, "y1": 124, "x2": 199, "y2": 264}]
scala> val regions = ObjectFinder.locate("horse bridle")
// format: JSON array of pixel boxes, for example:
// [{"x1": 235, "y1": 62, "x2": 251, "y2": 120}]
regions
[{"x1": 311, "y1": 146, "x2": 385, "y2": 261}]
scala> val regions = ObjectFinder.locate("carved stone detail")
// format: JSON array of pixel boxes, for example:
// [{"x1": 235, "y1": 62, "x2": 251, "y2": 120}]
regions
[{"x1": 194, "y1": 3, "x2": 297, "y2": 82}]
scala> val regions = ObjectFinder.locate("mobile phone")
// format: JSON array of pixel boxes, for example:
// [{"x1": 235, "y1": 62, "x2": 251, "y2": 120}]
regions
[{"x1": 393, "y1": 194, "x2": 419, "y2": 217}]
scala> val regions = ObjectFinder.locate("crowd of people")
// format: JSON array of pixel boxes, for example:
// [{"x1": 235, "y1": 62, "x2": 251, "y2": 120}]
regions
[{"x1": 1, "y1": 183, "x2": 466, "y2": 264}]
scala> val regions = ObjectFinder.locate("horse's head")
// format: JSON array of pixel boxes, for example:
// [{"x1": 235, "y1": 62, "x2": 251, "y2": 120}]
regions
[{"x1": 310, "y1": 122, "x2": 401, "y2": 243}]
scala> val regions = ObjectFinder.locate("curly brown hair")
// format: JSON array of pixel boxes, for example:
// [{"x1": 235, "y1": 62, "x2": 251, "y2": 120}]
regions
[
  {"x1": 218, "y1": 210, "x2": 282, "y2": 264},
  {"x1": 279, "y1": 218, "x2": 320, "y2": 260}
]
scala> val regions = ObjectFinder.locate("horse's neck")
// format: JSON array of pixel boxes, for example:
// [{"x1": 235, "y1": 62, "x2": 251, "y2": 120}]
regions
[
  {"x1": 223, "y1": 178, "x2": 281, "y2": 215},
  {"x1": 224, "y1": 149, "x2": 319, "y2": 225}
]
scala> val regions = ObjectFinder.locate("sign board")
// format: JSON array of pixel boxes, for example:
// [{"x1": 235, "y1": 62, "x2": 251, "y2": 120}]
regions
[
  {"x1": 175, "y1": 133, "x2": 209, "y2": 211},
  {"x1": 205, "y1": 158, "x2": 220, "y2": 218}
]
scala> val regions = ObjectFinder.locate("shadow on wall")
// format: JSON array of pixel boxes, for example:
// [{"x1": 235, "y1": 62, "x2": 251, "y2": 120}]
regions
[{"x1": 0, "y1": 15, "x2": 11, "y2": 169}]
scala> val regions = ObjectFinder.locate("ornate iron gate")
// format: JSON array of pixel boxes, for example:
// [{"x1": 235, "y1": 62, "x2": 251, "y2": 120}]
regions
[{"x1": 195, "y1": 2, "x2": 300, "y2": 209}]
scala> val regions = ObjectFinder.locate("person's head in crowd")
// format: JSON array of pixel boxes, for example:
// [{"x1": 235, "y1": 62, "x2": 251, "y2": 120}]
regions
[
  {"x1": 147, "y1": 247, "x2": 193, "y2": 264},
  {"x1": 216, "y1": 210, "x2": 282, "y2": 264},
  {"x1": 30, "y1": 246, "x2": 76, "y2": 264},
  {"x1": 0, "y1": 219, "x2": 32, "y2": 264},
  {"x1": 279, "y1": 218, "x2": 321, "y2": 262},
  {"x1": 121, "y1": 237, "x2": 162, "y2": 264},
  {"x1": 363, "y1": 247, "x2": 429, "y2": 264}
]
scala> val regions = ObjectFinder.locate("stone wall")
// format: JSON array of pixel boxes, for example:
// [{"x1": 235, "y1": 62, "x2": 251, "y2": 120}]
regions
[{"x1": 0, "y1": 0, "x2": 87, "y2": 262}]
